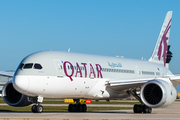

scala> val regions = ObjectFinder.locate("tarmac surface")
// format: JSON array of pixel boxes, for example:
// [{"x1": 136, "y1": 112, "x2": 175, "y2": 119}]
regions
[{"x1": 0, "y1": 102, "x2": 180, "y2": 120}]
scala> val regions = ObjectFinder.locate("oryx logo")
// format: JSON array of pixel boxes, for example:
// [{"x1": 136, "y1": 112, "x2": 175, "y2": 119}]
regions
[{"x1": 157, "y1": 19, "x2": 171, "y2": 66}]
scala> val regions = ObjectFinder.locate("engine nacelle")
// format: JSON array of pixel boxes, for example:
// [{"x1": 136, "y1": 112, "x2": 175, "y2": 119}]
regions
[
  {"x1": 140, "y1": 79, "x2": 177, "y2": 108},
  {"x1": 2, "y1": 81, "x2": 33, "y2": 107}
]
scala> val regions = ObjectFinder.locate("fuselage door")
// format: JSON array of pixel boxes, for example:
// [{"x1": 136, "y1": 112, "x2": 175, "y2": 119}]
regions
[
  {"x1": 53, "y1": 59, "x2": 64, "y2": 77},
  {"x1": 135, "y1": 66, "x2": 141, "y2": 78}
]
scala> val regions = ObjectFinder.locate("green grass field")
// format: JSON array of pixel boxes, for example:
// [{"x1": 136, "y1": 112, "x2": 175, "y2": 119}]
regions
[
  {"x1": 41, "y1": 98, "x2": 140, "y2": 104},
  {"x1": 0, "y1": 97, "x2": 136, "y2": 112},
  {"x1": 0, "y1": 97, "x2": 139, "y2": 104},
  {"x1": 41, "y1": 100, "x2": 139, "y2": 105}
]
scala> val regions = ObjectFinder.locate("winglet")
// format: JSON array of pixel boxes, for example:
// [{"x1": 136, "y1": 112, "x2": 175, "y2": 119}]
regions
[{"x1": 149, "y1": 11, "x2": 173, "y2": 66}]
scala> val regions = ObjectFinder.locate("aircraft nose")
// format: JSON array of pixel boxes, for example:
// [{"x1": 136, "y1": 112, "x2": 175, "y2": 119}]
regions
[{"x1": 13, "y1": 75, "x2": 30, "y2": 92}]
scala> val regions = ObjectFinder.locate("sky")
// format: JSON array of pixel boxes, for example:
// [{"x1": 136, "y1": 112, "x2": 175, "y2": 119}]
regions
[{"x1": 0, "y1": 0, "x2": 180, "y2": 75}]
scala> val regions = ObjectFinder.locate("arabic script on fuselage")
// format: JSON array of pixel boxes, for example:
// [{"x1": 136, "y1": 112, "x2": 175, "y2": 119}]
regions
[{"x1": 107, "y1": 61, "x2": 122, "y2": 68}]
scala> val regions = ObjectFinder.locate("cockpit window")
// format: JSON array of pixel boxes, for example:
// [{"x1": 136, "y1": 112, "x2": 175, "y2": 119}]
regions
[
  {"x1": 24, "y1": 63, "x2": 33, "y2": 69},
  {"x1": 18, "y1": 63, "x2": 24, "y2": 69},
  {"x1": 34, "y1": 63, "x2": 43, "y2": 69}
]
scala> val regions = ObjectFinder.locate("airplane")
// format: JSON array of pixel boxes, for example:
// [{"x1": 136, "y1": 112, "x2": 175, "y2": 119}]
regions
[
  {"x1": 0, "y1": 71, "x2": 14, "y2": 95},
  {"x1": 2, "y1": 11, "x2": 180, "y2": 114}
]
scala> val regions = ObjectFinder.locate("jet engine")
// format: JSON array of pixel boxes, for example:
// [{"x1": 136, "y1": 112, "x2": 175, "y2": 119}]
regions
[
  {"x1": 140, "y1": 79, "x2": 177, "y2": 108},
  {"x1": 2, "y1": 81, "x2": 33, "y2": 106}
]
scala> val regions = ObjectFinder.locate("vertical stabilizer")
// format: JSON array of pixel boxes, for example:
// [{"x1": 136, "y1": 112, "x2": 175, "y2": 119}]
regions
[{"x1": 149, "y1": 11, "x2": 172, "y2": 66}]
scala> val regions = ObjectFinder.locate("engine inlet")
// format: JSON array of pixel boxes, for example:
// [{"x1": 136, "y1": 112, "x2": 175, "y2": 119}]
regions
[{"x1": 143, "y1": 83, "x2": 163, "y2": 105}]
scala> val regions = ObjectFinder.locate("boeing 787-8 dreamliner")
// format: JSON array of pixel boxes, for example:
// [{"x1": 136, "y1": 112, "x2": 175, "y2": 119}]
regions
[{"x1": 2, "y1": 11, "x2": 180, "y2": 114}]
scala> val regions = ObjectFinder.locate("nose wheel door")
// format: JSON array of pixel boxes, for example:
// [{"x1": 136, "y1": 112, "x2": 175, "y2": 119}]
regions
[{"x1": 53, "y1": 60, "x2": 64, "y2": 77}]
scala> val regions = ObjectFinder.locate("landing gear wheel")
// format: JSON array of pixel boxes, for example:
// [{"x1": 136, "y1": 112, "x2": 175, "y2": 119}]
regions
[
  {"x1": 31, "y1": 105, "x2": 43, "y2": 113},
  {"x1": 133, "y1": 104, "x2": 142, "y2": 113},
  {"x1": 82, "y1": 104, "x2": 87, "y2": 112},
  {"x1": 68, "y1": 104, "x2": 73, "y2": 112},
  {"x1": 36, "y1": 105, "x2": 43, "y2": 113},
  {"x1": 68, "y1": 104, "x2": 87, "y2": 112},
  {"x1": 129, "y1": 89, "x2": 153, "y2": 114},
  {"x1": 31, "y1": 105, "x2": 37, "y2": 113},
  {"x1": 133, "y1": 104, "x2": 152, "y2": 114},
  {"x1": 72, "y1": 104, "x2": 77, "y2": 112},
  {"x1": 143, "y1": 105, "x2": 152, "y2": 113},
  {"x1": 77, "y1": 104, "x2": 82, "y2": 112}
]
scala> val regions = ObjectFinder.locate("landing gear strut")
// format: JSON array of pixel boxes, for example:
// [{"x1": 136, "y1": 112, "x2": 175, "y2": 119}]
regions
[
  {"x1": 31, "y1": 96, "x2": 44, "y2": 113},
  {"x1": 68, "y1": 99, "x2": 87, "y2": 112},
  {"x1": 129, "y1": 89, "x2": 152, "y2": 113}
]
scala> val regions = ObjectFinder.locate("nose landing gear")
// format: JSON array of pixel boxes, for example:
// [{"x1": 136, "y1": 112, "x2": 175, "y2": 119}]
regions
[
  {"x1": 31, "y1": 104, "x2": 43, "y2": 113},
  {"x1": 31, "y1": 96, "x2": 44, "y2": 113}
]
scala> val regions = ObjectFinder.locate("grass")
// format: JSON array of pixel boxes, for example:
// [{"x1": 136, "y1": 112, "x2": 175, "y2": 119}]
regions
[
  {"x1": 41, "y1": 100, "x2": 139, "y2": 105},
  {"x1": 0, "y1": 97, "x2": 140, "y2": 104},
  {"x1": 0, "y1": 98, "x2": 5, "y2": 103},
  {"x1": 42, "y1": 100, "x2": 140, "y2": 105},
  {"x1": 0, "y1": 105, "x2": 132, "y2": 112},
  {"x1": 90, "y1": 101, "x2": 139, "y2": 104},
  {"x1": 0, "y1": 97, "x2": 135, "y2": 112},
  {"x1": 41, "y1": 98, "x2": 140, "y2": 104}
]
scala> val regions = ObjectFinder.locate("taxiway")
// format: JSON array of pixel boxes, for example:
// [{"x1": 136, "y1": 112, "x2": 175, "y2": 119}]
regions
[{"x1": 0, "y1": 102, "x2": 180, "y2": 120}]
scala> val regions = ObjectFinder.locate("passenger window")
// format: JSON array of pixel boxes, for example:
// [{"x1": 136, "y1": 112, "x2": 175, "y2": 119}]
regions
[
  {"x1": 34, "y1": 63, "x2": 43, "y2": 69},
  {"x1": 24, "y1": 63, "x2": 33, "y2": 69}
]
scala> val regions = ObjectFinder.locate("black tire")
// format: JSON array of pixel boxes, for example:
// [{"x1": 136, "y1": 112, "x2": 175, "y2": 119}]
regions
[
  {"x1": 133, "y1": 104, "x2": 142, "y2": 113},
  {"x1": 31, "y1": 105, "x2": 37, "y2": 113},
  {"x1": 148, "y1": 107, "x2": 152, "y2": 113},
  {"x1": 72, "y1": 104, "x2": 77, "y2": 112},
  {"x1": 143, "y1": 106, "x2": 152, "y2": 113},
  {"x1": 77, "y1": 104, "x2": 82, "y2": 112},
  {"x1": 36, "y1": 105, "x2": 43, "y2": 113},
  {"x1": 82, "y1": 104, "x2": 87, "y2": 112},
  {"x1": 68, "y1": 104, "x2": 73, "y2": 112}
]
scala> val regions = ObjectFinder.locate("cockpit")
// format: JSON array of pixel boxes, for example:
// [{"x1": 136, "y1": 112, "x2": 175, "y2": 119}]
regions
[{"x1": 19, "y1": 63, "x2": 43, "y2": 70}]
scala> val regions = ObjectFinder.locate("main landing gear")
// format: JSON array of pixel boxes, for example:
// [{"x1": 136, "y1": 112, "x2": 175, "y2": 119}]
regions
[
  {"x1": 133, "y1": 104, "x2": 152, "y2": 113},
  {"x1": 68, "y1": 99, "x2": 87, "y2": 112},
  {"x1": 31, "y1": 96, "x2": 44, "y2": 113},
  {"x1": 129, "y1": 89, "x2": 152, "y2": 113}
]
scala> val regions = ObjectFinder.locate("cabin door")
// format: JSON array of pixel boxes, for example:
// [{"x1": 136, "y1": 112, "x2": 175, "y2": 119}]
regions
[
  {"x1": 135, "y1": 66, "x2": 141, "y2": 78},
  {"x1": 53, "y1": 59, "x2": 64, "y2": 77}
]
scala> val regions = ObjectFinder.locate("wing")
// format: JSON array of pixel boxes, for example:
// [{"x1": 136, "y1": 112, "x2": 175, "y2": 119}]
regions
[
  {"x1": 0, "y1": 71, "x2": 14, "y2": 95},
  {"x1": 106, "y1": 78, "x2": 155, "y2": 92},
  {"x1": 0, "y1": 71, "x2": 14, "y2": 77},
  {"x1": 106, "y1": 75, "x2": 180, "y2": 93},
  {"x1": 169, "y1": 74, "x2": 180, "y2": 86}
]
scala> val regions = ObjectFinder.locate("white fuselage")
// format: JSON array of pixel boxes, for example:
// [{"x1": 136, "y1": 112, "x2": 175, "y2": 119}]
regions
[{"x1": 12, "y1": 51, "x2": 173, "y2": 100}]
